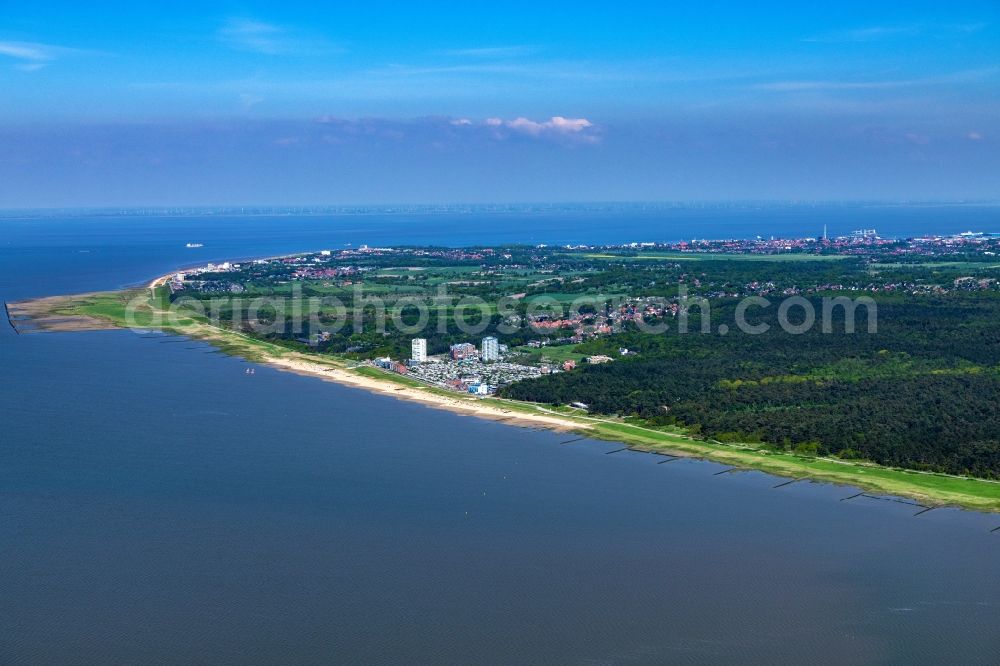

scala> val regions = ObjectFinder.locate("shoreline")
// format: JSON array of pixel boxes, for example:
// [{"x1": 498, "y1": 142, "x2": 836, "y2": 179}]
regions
[
  {"x1": 262, "y1": 354, "x2": 587, "y2": 432},
  {"x1": 10, "y1": 272, "x2": 1000, "y2": 514},
  {"x1": 144, "y1": 250, "x2": 315, "y2": 290},
  {"x1": 132, "y1": 333, "x2": 1000, "y2": 513}
]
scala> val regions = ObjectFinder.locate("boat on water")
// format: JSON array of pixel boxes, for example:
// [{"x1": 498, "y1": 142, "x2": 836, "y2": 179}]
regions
[{"x1": 185, "y1": 243, "x2": 203, "y2": 248}]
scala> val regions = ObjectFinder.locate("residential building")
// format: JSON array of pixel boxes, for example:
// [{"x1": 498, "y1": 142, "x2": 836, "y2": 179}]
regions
[
  {"x1": 411, "y1": 338, "x2": 427, "y2": 363},
  {"x1": 585, "y1": 355, "x2": 614, "y2": 364},
  {"x1": 450, "y1": 342, "x2": 477, "y2": 360},
  {"x1": 481, "y1": 336, "x2": 500, "y2": 362}
]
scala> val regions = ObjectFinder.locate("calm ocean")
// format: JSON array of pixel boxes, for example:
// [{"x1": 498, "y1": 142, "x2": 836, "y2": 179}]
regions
[{"x1": 1, "y1": 208, "x2": 999, "y2": 663}]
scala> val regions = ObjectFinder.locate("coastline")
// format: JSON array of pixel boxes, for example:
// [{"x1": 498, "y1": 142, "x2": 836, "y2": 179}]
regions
[
  {"x1": 10, "y1": 273, "x2": 1000, "y2": 513},
  {"x1": 263, "y1": 354, "x2": 587, "y2": 432}
]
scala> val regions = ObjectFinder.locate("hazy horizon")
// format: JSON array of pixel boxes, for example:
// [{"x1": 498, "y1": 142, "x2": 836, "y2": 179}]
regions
[
  {"x1": 5, "y1": 200, "x2": 1000, "y2": 217},
  {"x1": 2, "y1": 2, "x2": 998, "y2": 207}
]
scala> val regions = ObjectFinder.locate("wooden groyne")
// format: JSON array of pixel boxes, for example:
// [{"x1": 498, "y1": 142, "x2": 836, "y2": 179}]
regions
[
  {"x1": 3, "y1": 301, "x2": 18, "y2": 334},
  {"x1": 841, "y1": 492, "x2": 929, "y2": 510}
]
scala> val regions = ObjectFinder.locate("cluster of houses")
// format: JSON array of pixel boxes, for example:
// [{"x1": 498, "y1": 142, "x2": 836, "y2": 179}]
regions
[
  {"x1": 406, "y1": 359, "x2": 543, "y2": 395},
  {"x1": 511, "y1": 298, "x2": 677, "y2": 343},
  {"x1": 372, "y1": 335, "x2": 553, "y2": 395}
]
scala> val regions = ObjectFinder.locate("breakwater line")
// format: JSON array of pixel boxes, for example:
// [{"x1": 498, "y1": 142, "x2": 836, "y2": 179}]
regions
[{"x1": 3, "y1": 301, "x2": 19, "y2": 334}]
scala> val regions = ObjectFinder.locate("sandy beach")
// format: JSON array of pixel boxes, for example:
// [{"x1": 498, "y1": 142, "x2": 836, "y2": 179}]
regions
[
  {"x1": 10, "y1": 278, "x2": 588, "y2": 432},
  {"x1": 10, "y1": 272, "x2": 1000, "y2": 512},
  {"x1": 262, "y1": 354, "x2": 588, "y2": 432},
  {"x1": 138, "y1": 265, "x2": 588, "y2": 431},
  {"x1": 6, "y1": 294, "x2": 120, "y2": 332}
]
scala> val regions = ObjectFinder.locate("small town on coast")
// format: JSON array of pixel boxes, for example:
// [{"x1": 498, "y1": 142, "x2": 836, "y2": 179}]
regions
[
  {"x1": 140, "y1": 228, "x2": 1000, "y2": 404},
  {"x1": 10, "y1": 224, "x2": 1000, "y2": 511}
]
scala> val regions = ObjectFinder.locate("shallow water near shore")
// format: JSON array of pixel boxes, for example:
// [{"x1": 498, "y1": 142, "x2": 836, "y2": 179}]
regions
[{"x1": 2, "y1": 210, "x2": 999, "y2": 663}]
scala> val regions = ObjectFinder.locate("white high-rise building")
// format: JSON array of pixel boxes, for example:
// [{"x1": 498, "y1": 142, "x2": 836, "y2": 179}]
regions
[
  {"x1": 411, "y1": 338, "x2": 427, "y2": 363},
  {"x1": 481, "y1": 336, "x2": 500, "y2": 362}
]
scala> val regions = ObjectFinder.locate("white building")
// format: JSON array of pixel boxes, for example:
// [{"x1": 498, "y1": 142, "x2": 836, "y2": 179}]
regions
[
  {"x1": 411, "y1": 338, "x2": 427, "y2": 363},
  {"x1": 481, "y1": 336, "x2": 500, "y2": 362}
]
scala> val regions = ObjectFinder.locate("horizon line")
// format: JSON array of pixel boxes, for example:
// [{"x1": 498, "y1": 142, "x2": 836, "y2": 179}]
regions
[{"x1": 3, "y1": 199, "x2": 1000, "y2": 215}]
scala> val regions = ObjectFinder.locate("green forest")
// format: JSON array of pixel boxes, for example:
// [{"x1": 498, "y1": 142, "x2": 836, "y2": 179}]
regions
[
  {"x1": 501, "y1": 294, "x2": 1000, "y2": 478},
  {"x1": 172, "y1": 240, "x2": 1000, "y2": 479}
]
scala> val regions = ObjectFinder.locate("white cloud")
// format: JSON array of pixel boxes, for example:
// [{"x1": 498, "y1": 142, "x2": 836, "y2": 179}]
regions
[
  {"x1": 480, "y1": 116, "x2": 594, "y2": 135},
  {"x1": 218, "y1": 19, "x2": 286, "y2": 55},
  {"x1": 803, "y1": 25, "x2": 919, "y2": 43},
  {"x1": 751, "y1": 80, "x2": 911, "y2": 92},
  {"x1": 14, "y1": 62, "x2": 48, "y2": 72},
  {"x1": 464, "y1": 116, "x2": 599, "y2": 143},
  {"x1": 0, "y1": 40, "x2": 95, "y2": 71},
  {"x1": 239, "y1": 93, "x2": 265, "y2": 108},
  {"x1": 750, "y1": 68, "x2": 1000, "y2": 93},
  {"x1": 803, "y1": 22, "x2": 989, "y2": 44},
  {"x1": 968, "y1": 132, "x2": 984, "y2": 140},
  {"x1": 951, "y1": 22, "x2": 989, "y2": 34},
  {"x1": 506, "y1": 116, "x2": 593, "y2": 135},
  {"x1": 0, "y1": 41, "x2": 57, "y2": 61},
  {"x1": 218, "y1": 18, "x2": 344, "y2": 56},
  {"x1": 543, "y1": 116, "x2": 593, "y2": 133},
  {"x1": 305, "y1": 115, "x2": 599, "y2": 147},
  {"x1": 438, "y1": 45, "x2": 537, "y2": 58}
]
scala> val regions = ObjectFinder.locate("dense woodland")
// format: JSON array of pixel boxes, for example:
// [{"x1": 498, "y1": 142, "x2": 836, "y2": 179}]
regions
[
  {"x1": 178, "y1": 243, "x2": 1000, "y2": 478},
  {"x1": 502, "y1": 294, "x2": 1000, "y2": 478}
]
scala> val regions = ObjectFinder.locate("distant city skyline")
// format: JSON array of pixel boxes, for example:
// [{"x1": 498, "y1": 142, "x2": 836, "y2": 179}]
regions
[{"x1": 1, "y1": 1, "x2": 998, "y2": 207}]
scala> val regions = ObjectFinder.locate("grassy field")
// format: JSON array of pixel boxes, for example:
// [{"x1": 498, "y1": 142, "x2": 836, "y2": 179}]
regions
[
  {"x1": 524, "y1": 292, "x2": 623, "y2": 304},
  {"x1": 576, "y1": 252, "x2": 850, "y2": 262},
  {"x1": 869, "y1": 261, "x2": 1000, "y2": 270},
  {"x1": 512, "y1": 343, "x2": 587, "y2": 363},
  {"x1": 19, "y1": 285, "x2": 1000, "y2": 513},
  {"x1": 583, "y1": 422, "x2": 1000, "y2": 512}
]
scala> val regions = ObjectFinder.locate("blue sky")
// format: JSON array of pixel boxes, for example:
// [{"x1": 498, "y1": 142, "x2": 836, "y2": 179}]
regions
[{"x1": 1, "y1": 1, "x2": 998, "y2": 206}]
